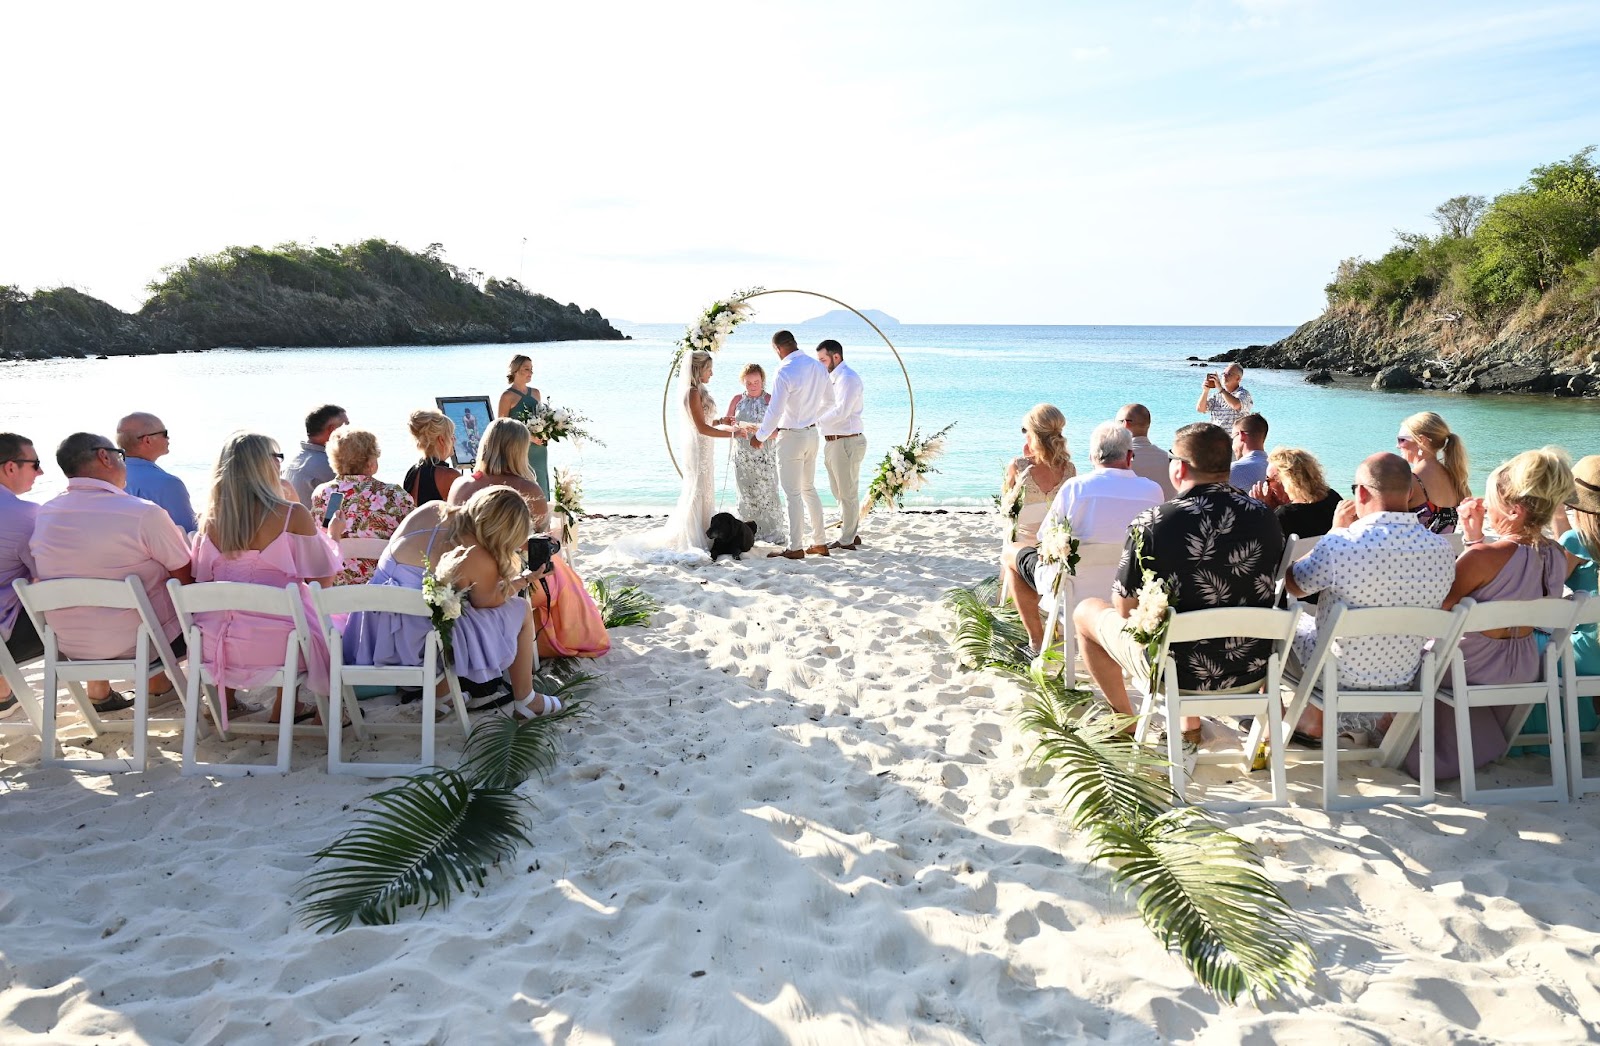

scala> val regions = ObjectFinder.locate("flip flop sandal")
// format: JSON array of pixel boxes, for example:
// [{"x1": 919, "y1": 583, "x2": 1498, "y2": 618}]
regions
[{"x1": 511, "y1": 693, "x2": 564, "y2": 719}]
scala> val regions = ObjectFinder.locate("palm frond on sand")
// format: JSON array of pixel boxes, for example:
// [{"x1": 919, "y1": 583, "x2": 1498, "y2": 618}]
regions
[{"x1": 586, "y1": 575, "x2": 661, "y2": 628}]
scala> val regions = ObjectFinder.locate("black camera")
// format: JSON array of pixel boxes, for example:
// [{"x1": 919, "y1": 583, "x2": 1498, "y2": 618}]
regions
[{"x1": 525, "y1": 535, "x2": 561, "y2": 574}]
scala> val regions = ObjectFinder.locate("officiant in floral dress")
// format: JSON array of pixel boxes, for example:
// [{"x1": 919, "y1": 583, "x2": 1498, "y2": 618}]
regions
[{"x1": 725, "y1": 363, "x2": 787, "y2": 542}]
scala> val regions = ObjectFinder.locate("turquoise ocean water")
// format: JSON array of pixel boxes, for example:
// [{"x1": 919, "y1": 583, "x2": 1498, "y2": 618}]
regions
[{"x1": 4, "y1": 321, "x2": 1599, "y2": 510}]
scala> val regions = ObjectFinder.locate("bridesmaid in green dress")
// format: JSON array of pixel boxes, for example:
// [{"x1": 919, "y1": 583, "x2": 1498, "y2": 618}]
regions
[{"x1": 496, "y1": 353, "x2": 549, "y2": 495}]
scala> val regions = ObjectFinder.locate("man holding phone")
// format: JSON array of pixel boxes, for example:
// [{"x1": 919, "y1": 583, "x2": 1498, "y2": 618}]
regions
[{"x1": 1195, "y1": 362, "x2": 1253, "y2": 431}]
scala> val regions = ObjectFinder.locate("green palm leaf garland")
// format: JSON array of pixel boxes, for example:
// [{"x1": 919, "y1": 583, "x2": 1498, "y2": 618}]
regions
[
  {"x1": 295, "y1": 677, "x2": 595, "y2": 932},
  {"x1": 586, "y1": 574, "x2": 661, "y2": 628},
  {"x1": 944, "y1": 581, "x2": 1314, "y2": 1002}
]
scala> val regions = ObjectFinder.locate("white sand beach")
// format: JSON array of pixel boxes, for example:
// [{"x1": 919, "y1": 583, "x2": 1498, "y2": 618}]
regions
[{"x1": 3, "y1": 511, "x2": 1600, "y2": 1043}]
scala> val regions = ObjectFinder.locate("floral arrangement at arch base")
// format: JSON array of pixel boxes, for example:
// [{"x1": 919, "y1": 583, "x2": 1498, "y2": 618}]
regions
[
  {"x1": 670, "y1": 287, "x2": 765, "y2": 371},
  {"x1": 550, "y1": 467, "x2": 584, "y2": 547},
  {"x1": 861, "y1": 422, "x2": 956, "y2": 515}
]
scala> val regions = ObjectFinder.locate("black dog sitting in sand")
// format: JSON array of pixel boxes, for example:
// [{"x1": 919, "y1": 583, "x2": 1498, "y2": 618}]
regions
[{"x1": 706, "y1": 513, "x2": 757, "y2": 560}]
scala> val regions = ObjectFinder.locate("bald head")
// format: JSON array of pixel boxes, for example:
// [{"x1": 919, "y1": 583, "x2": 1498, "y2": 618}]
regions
[
  {"x1": 1354, "y1": 451, "x2": 1414, "y2": 515},
  {"x1": 116, "y1": 412, "x2": 168, "y2": 461},
  {"x1": 1116, "y1": 403, "x2": 1152, "y2": 436}
]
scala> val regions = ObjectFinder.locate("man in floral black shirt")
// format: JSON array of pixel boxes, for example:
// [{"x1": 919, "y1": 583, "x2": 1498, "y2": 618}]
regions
[{"x1": 1072, "y1": 423, "x2": 1283, "y2": 740}]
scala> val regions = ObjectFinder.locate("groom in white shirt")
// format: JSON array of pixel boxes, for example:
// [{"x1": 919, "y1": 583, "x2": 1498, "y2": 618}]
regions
[
  {"x1": 816, "y1": 339, "x2": 867, "y2": 550},
  {"x1": 753, "y1": 330, "x2": 833, "y2": 559}
]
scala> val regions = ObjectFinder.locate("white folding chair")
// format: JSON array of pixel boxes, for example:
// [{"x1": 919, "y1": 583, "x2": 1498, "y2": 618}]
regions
[
  {"x1": 1133, "y1": 605, "x2": 1301, "y2": 808},
  {"x1": 13, "y1": 576, "x2": 189, "y2": 772},
  {"x1": 1437, "y1": 597, "x2": 1577, "y2": 805},
  {"x1": 0, "y1": 626, "x2": 46, "y2": 739},
  {"x1": 1446, "y1": 532, "x2": 1466, "y2": 556},
  {"x1": 1038, "y1": 543, "x2": 1123, "y2": 677},
  {"x1": 1561, "y1": 594, "x2": 1600, "y2": 798},
  {"x1": 1269, "y1": 601, "x2": 1471, "y2": 810},
  {"x1": 1272, "y1": 534, "x2": 1322, "y2": 602},
  {"x1": 308, "y1": 582, "x2": 470, "y2": 777},
  {"x1": 168, "y1": 579, "x2": 323, "y2": 777},
  {"x1": 337, "y1": 536, "x2": 391, "y2": 578}
]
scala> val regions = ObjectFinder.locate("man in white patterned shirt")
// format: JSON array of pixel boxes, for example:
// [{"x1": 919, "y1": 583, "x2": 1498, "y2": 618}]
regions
[
  {"x1": 1284, "y1": 451, "x2": 1456, "y2": 739},
  {"x1": 1195, "y1": 362, "x2": 1253, "y2": 430}
]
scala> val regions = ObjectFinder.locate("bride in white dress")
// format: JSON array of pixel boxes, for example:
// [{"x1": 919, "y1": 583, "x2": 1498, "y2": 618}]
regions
[{"x1": 605, "y1": 350, "x2": 741, "y2": 565}]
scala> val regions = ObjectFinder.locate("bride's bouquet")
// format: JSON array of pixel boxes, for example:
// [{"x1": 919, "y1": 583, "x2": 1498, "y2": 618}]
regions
[
  {"x1": 671, "y1": 288, "x2": 764, "y2": 370},
  {"x1": 862, "y1": 422, "x2": 955, "y2": 515},
  {"x1": 550, "y1": 467, "x2": 584, "y2": 545},
  {"x1": 511, "y1": 399, "x2": 605, "y2": 448}
]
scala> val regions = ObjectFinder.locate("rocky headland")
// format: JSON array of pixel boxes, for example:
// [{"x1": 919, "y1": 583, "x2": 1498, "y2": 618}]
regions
[{"x1": 0, "y1": 239, "x2": 624, "y2": 360}]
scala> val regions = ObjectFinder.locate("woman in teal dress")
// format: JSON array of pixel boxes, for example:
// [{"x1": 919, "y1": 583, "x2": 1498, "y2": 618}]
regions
[{"x1": 496, "y1": 354, "x2": 549, "y2": 495}]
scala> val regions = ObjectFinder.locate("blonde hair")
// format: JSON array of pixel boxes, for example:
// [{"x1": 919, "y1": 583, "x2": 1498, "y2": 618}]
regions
[
  {"x1": 506, "y1": 354, "x2": 532, "y2": 385},
  {"x1": 1267, "y1": 447, "x2": 1330, "y2": 503},
  {"x1": 201, "y1": 432, "x2": 291, "y2": 553},
  {"x1": 1403, "y1": 411, "x2": 1471, "y2": 498},
  {"x1": 687, "y1": 351, "x2": 715, "y2": 411},
  {"x1": 409, "y1": 409, "x2": 454, "y2": 459},
  {"x1": 477, "y1": 418, "x2": 536, "y2": 481},
  {"x1": 1023, "y1": 404, "x2": 1073, "y2": 471},
  {"x1": 1490, "y1": 446, "x2": 1575, "y2": 537},
  {"x1": 436, "y1": 487, "x2": 531, "y2": 587},
  {"x1": 739, "y1": 363, "x2": 765, "y2": 382},
  {"x1": 328, "y1": 426, "x2": 380, "y2": 476}
]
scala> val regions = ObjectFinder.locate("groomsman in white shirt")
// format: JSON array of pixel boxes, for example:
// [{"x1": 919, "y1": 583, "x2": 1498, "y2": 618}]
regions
[
  {"x1": 816, "y1": 339, "x2": 867, "y2": 550},
  {"x1": 753, "y1": 330, "x2": 834, "y2": 559}
]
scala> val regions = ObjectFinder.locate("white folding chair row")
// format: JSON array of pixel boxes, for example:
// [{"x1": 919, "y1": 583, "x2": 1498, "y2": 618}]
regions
[
  {"x1": 0, "y1": 633, "x2": 45, "y2": 737},
  {"x1": 1563, "y1": 594, "x2": 1600, "y2": 798},
  {"x1": 1272, "y1": 533, "x2": 1321, "y2": 603},
  {"x1": 308, "y1": 581, "x2": 470, "y2": 777},
  {"x1": 1035, "y1": 543, "x2": 1123, "y2": 678},
  {"x1": 1266, "y1": 599, "x2": 1472, "y2": 810},
  {"x1": 1133, "y1": 604, "x2": 1301, "y2": 809},
  {"x1": 12, "y1": 576, "x2": 189, "y2": 773},
  {"x1": 167, "y1": 579, "x2": 326, "y2": 778},
  {"x1": 1377, "y1": 596, "x2": 1578, "y2": 806}
]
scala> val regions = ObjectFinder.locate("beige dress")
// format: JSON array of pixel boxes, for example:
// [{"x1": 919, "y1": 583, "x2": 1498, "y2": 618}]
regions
[{"x1": 1012, "y1": 456, "x2": 1075, "y2": 545}]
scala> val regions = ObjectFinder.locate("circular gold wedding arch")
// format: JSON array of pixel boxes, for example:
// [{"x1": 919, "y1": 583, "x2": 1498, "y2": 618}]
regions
[{"x1": 662, "y1": 288, "x2": 914, "y2": 477}]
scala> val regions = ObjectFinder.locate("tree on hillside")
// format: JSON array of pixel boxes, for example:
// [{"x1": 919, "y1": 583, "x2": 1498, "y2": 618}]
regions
[{"x1": 1432, "y1": 194, "x2": 1487, "y2": 239}]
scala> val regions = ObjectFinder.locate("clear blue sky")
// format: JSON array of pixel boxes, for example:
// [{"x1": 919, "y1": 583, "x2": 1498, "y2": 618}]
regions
[{"x1": 4, "y1": 0, "x2": 1598, "y2": 325}]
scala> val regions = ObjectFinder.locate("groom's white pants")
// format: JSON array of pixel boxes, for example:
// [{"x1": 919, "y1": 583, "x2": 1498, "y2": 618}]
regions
[
  {"x1": 824, "y1": 434, "x2": 867, "y2": 544},
  {"x1": 777, "y1": 427, "x2": 825, "y2": 551}
]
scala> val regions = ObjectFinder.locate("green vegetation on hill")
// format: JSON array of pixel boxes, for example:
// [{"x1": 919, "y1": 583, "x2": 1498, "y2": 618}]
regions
[
  {"x1": 1326, "y1": 147, "x2": 1600, "y2": 325},
  {"x1": 0, "y1": 239, "x2": 623, "y2": 359}
]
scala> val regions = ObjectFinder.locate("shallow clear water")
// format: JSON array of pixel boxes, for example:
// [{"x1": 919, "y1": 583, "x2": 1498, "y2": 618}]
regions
[{"x1": 4, "y1": 321, "x2": 1598, "y2": 510}]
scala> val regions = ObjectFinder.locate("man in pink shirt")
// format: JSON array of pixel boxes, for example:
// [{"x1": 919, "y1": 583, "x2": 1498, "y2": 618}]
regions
[{"x1": 28, "y1": 432, "x2": 192, "y2": 710}]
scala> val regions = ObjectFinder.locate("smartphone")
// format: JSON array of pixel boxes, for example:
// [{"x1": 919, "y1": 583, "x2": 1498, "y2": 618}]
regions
[{"x1": 321, "y1": 490, "x2": 344, "y2": 526}]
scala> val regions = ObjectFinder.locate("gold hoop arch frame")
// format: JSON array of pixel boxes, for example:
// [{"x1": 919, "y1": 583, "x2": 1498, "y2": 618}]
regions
[{"x1": 662, "y1": 289, "x2": 914, "y2": 477}]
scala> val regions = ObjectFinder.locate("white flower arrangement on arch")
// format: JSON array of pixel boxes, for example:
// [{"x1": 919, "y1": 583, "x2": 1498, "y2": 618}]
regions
[{"x1": 670, "y1": 288, "x2": 765, "y2": 371}]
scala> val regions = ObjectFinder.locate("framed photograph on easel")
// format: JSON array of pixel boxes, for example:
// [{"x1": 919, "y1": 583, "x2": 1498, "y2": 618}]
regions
[{"x1": 436, "y1": 396, "x2": 493, "y2": 468}]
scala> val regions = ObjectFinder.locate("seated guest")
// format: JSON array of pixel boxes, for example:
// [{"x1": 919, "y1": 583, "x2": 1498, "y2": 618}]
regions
[
  {"x1": 448, "y1": 418, "x2": 549, "y2": 531},
  {"x1": 402, "y1": 409, "x2": 463, "y2": 506},
  {"x1": 192, "y1": 432, "x2": 343, "y2": 724},
  {"x1": 1229, "y1": 413, "x2": 1270, "y2": 492},
  {"x1": 1008, "y1": 422, "x2": 1161, "y2": 655},
  {"x1": 118, "y1": 413, "x2": 196, "y2": 533},
  {"x1": 1397, "y1": 447, "x2": 1581, "y2": 780},
  {"x1": 1250, "y1": 447, "x2": 1344, "y2": 539},
  {"x1": 1398, "y1": 410, "x2": 1469, "y2": 534},
  {"x1": 1073, "y1": 423, "x2": 1283, "y2": 748},
  {"x1": 0, "y1": 434, "x2": 42, "y2": 716},
  {"x1": 1283, "y1": 452, "x2": 1456, "y2": 741},
  {"x1": 282, "y1": 404, "x2": 348, "y2": 509},
  {"x1": 1558, "y1": 455, "x2": 1600, "y2": 677},
  {"x1": 1116, "y1": 403, "x2": 1175, "y2": 499},
  {"x1": 341, "y1": 488, "x2": 562, "y2": 718},
  {"x1": 450, "y1": 419, "x2": 608, "y2": 660},
  {"x1": 311, "y1": 427, "x2": 415, "y2": 586},
  {"x1": 29, "y1": 433, "x2": 191, "y2": 711},
  {"x1": 999, "y1": 404, "x2": 1076, "y2": 615}
]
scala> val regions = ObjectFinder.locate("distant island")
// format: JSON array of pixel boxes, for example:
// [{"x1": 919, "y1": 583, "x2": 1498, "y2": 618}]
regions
[
  {"x1": 1231, "y1": 147, "x2": 1600, "y2": 398},
  {"x1": 0, "y1": 239, "x2": 624, "y2": 360},
  {"x1": 798, "y1": 308, "x2": 900, "y2": 327}
]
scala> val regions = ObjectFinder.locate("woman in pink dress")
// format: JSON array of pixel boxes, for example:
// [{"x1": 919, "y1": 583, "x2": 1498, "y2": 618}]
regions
[
  {"x1": 192, "y1": 432, "x2": 344, "y2": 724},
  {"x1": 310, "y1": 426, "x2": 415, "y2": 586}
]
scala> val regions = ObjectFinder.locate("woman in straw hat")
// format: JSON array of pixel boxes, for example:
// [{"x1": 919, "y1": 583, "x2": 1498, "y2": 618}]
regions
[{"x1": 1558, "y1": 454, "x2": 1600, "y2": 677}]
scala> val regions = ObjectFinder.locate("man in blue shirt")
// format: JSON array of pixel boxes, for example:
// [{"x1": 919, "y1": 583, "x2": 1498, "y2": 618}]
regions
[
  {"x1": 1229, "y1": 413, "x2": 1271, "y2": 493},
  {"x1": 117, "y1": 412, "x2": 197, "y2": 533}
]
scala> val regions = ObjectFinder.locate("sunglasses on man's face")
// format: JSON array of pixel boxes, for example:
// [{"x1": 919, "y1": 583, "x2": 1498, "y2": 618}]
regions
[{"x1": 6, "y1": 458, "x2": 42, "y2": 471}]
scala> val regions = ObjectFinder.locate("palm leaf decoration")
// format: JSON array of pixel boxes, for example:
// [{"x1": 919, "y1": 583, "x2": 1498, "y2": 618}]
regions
[
  {"x1": 296, "y1": 770, "x2": 531, "y2": 932},
  {"x1": 460, "y1": 701, "x2": 585, "y2": 791},
  {"x1": 944, "y1": 581, "x2": 1314, "y2": 1001},
  {"x1": 1093, "y1": 811, "x2": 1315, "y2": 1002},
  {"x1": 942, "y1": 579, "x2": 1031, "y2": 670},
  {"x1": 586, "y1": 574, "x2": 661, "y2": 628}
]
